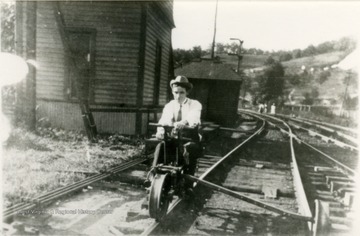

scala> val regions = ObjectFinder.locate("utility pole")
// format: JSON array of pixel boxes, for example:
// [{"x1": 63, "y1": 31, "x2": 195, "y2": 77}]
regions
[
  {"x1": 211, "y1": 0, "x2": 219, "y2": 59},
  {"x1": 229, "y1": 38, "x2": 244, "y2": 74},
  {"x1": 229, "y1": 38, "x2": 244, "y2": 107},
  {"x1": 340, "y1": 71, "x2": 351, "y2": 117}
]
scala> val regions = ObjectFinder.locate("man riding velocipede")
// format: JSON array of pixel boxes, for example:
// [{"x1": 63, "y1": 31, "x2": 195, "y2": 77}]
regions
[{"x1": 144, "y1": 76, "x2": 203, "y2": 221}]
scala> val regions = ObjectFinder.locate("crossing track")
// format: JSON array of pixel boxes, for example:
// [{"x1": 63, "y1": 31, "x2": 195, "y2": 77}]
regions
[
  {"x1": 288, "y1": 115, "x2": 357, "y2": 135},
  {"x1": 240, "y1": 109, "x2": 358, "y2": 235},
  {"x1": 275, "y1": 113, "x2": 358, "y2": 148}
]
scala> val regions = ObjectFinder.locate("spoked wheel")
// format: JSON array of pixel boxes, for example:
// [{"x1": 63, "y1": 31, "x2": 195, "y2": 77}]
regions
[{"x1": 149, "y1": 173, "x2": 171, "y2": 221}]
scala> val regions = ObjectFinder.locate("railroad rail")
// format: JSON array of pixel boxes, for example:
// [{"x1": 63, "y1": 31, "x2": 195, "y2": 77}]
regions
[
  {"x1": 275, "y1": 113, "x2": 358, "y2": 148},
  {"x1": 240, "y1": 109, "x2": 357, "y2": 235},
  {"x1": 240, "y1": 110, "x2": 313, "y2": 230},
  {"x1": 3, "y1": 156, "x2": 148, "y2": 222},
  {"x1": 274, "y1": 113, "x2": 357, "y2": 134},
  {"x1": 271, "y1": 114, "x2": 358, "y2": 175}
]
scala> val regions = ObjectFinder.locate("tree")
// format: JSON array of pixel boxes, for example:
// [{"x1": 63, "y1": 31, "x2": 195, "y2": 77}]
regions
[
  {"x1": 279, "y1": 52, "x2": 292, "y2": 62},
  {"x1": 264, "y1": 56, "x2": 276, "y2": 66},
  {"x1": 311, "y1": 88, "x2": 319, "y2": 98},
  {"x1": 287, "y1": 74, "x2": 302, "y2": 86},
  {"x1": 292, "y1": 49, "x2": 302, "y2": 58},
  {"x1": 317, "y1": 41, "x2": 335, "y2": 54},
  {"x1": 302, "y1": 92, "x2": 314, "y2": 105},
  {"x1": 228, "y1": 42, "x2": 238, "y2": 54},
  {"x1": 302, "y1": 88, "x2": 319, "y2": 105},
  {"x1": 302, "y1": 45, "x2": 317, "y2": 57},
  {"x1": 191, "y1": 46, "x2": 202, "y2": 58},
  {"x1": 258, "y1": 61, "x2": 285, "y2": 101},
  {"x1": 318, "y1": 70, "x2": 331, "y2": 84},
  {"x1": 334, "y1": 37, "x2": 357, "y2": 52},
  {"x1": 215, "y1": 42, "x2": 226, "y2": 54},
  {"x1": 1, "y1": 2, "x2": 15, "y2": 53},
  {"x1": 173, "y1": 45, "x2": 205, "y2": 67}
]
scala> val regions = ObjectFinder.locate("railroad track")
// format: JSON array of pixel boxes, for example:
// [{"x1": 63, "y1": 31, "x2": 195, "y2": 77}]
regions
[
  {"x1": 268, "y1": 113, "x2": 358, "y2": 173},
  {"x1": 141, "y1": 115, "x2": 266, "y2": 235},
  {"x1": 275, "y1": 113, "x2": 358, "y2": 148},
  {"x1": 287, "y1": 115, "x2": 357, "y2": 135},
  {"x1": 3, "y1": 118, "x2": 265, "y2": 235},
  {"x1": 4, "y1": 112, "x2": 357, "y2": 235},
  {"x1": 2, "y1": 157, "x2": 149, "y2": 225},
  {"x1": 143, "y1": 112, "x2": 333, "y2": 235},
  {"x1": 241, "y1": 109, "x2": 358, "y2": 235}
]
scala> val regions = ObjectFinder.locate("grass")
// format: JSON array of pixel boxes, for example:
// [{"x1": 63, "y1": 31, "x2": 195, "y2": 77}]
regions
[
  {"x1": 217, "y1": 53, "x2": 269, "y2": 69},
  {"x1": 217, "y1": 51, "x2": 349, "y2": 73},
  {"x1": 2, "y1": 127, "x2": 145, "y2": 208},
  {"x1": 282, "y1": 51, "x2": 349, "y2": 73}
]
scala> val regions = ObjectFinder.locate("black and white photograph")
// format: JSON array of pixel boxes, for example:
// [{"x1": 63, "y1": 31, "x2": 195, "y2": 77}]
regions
[{"x1": 1, "y1": 0, "x2": 359, "y2": 235}]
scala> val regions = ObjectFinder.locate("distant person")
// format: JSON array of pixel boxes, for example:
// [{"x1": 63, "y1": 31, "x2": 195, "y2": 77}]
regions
[
  {"x1": 258, "y1": 103, "x2": 264, "y2": 113},
  {"x1": 264, "y1": 104, "x2": 268, "y2": 113},
  {"x1": 270, "y1": 103, "x2": 276, "y2": 114}
]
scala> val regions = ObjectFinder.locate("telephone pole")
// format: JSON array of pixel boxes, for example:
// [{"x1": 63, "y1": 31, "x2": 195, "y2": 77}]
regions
[
  {"x1": 229, "y1": 38, "x2": 244, "y2": 107},
  {"x1": 229, "y1": 38, "x2": 244, "y2": 74},
  {"x1": 210, "y1": 0, "x2": 219, "y2": 59}
]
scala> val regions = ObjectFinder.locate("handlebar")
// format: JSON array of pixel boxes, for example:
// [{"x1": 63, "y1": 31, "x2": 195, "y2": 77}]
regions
[{"x1": 148, "y1": 122, "x2": 197, "y2": 131}]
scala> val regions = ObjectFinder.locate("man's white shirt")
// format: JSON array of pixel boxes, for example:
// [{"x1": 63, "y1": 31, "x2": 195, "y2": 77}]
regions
[{"x1": 158, "y1": 98, "x2": 202, "y2": 126}]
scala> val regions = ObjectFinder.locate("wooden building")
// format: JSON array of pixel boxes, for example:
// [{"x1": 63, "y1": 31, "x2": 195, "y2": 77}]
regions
[
  {"x1": 15, "y1": 0, "x2": 175, "y2": 135},
  {"x1": 175, "y1": 58, "x2": 242, "y2": 126}
]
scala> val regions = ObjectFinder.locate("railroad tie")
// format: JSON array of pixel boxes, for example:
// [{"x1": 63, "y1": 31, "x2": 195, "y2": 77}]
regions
[
  {"x1": 262, "y1": 186, "x2": 278, "y2": 199},
  {"x1": 325, "y1": 176, "x2": 353, "y2": 186},
  {"x1": 330, "y1": 181, "x2": 356, "y2": 193}
]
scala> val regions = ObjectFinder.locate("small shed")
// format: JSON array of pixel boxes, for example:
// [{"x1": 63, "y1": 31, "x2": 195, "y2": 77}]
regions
[
  {"x1": 175, "y1": 58, "x2": 242, "y2": 126},
  {"x1": 15, "y1": 0, "x2": 175, "y2": 135}
]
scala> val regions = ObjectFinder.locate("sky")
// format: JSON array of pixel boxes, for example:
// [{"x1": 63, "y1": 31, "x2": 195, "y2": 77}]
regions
[{"x1": 172, "y1": 0, "x2": 360, "y2": 51}]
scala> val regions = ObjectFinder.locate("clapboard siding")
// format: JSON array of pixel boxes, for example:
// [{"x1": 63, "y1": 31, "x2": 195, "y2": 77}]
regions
[
  {"x1": 156, "y1": 1, "x2": 174, "y2": 27},
  {"x1": 93, "y1": 112, "x2": 136, "y2": 134},
  {"x1": 36, "y1": 2, "x2": 66, "y2": 100},
  {"x1": 23, "y1": 1, "x2": 174, "y2": 134},
  {"x1": 142, "y1": 113, "x2": 149, "y2": 135},
  {"x1": 94, "y1": 73, "x2": 138, "y2": 82},
  {"x1": 36, "y1": 2, "x2": 142, "y2": 105},
  {"x1": 142, "y1": 4, "x2": 172, "y2": 106},
  {"x1": 37, "y1": 100, "x2": 137, "y2": 134},
  {"x1": 37, "y1": 100, "x2": 84, "y2": 130}
]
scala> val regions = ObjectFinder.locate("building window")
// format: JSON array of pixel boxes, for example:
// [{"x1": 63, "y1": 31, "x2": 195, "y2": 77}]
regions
[
  {"x1": 153, "y1": 40, "x2": 162, "y2": 105},
  {"x1": 65, "y1": 28, "x2": 96, "y2": 101}
]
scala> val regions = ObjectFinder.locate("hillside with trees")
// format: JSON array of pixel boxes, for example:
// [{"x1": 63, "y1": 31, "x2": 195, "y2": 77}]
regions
[{"x1": 173, "y1": 37, "x2": 357, "y2": 111}]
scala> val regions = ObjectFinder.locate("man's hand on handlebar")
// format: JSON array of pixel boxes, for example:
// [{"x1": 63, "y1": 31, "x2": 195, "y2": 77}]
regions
[
  {"x1": 173, "y1": 120, "x2": 188, "y2": 130},
  {"x1": 155, "y1": 127, "x2": 165, "y2": 140},
  {"x1": 154, "y1": 122, "x2": 197, "y2": 140}
]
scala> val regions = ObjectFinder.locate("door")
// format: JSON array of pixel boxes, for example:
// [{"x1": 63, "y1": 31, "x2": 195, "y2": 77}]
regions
[{"x1": 66, "y1": 28, "x2": 95, "y2": 101}]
